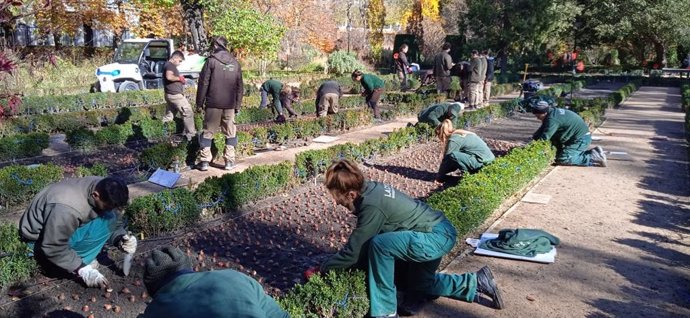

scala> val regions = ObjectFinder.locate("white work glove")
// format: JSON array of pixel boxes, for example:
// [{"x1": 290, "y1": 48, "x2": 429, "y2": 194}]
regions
[
  {"x1": 119, "y1": 234, "x2": 137, "y2": 254},
  {"x1": 77, "y1": 264, "x2": 109, "y2": 288}
]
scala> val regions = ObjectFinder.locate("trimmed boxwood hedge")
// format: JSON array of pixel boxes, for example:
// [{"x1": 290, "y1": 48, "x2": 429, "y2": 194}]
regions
[{"x1": 0, "y1": 163, "x2": 63, "y2": 210}]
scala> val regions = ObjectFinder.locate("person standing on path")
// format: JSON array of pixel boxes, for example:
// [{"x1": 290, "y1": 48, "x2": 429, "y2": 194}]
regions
[
  {"x1": 313, "y1": 159, "x2": 505, "y2": 318},
  {"x1": 417, "y1": 102, "x2": 463, "y2": 128},
  {"x1": 316, "y1": 80, "x2": 343, "y2": 117},
  {"x1": 195, "y1": 36, "x2": 244, "y2": 171},
  {"x1": 477, "y1": 50, "x2": 487, "y2": 106},
  {"x1": 433, "y1": 42, "x2": 454, "y2": 99},
  {"x1": 531, "y1": 101, "x2": 607, "y2": 167},
  {"x1": 139, "y1": 246, "x2": 289, "y2": 318},
  {"x1": 468, "y1": 50, "x2": 483, "y2": 109},
  {"x1": 483, "y1": 50, "x2": 495, "y2": 107},
  {"x1": 435, "y1": 119, "x2": 495, "y2": 182},
  {"x1": 162, "y1": 50, "x2": 196, "y2": 141},
  {"x1": 19, "y1": 177, "x2": 135, "y2": 288},
  {"x1": 352, "y1": 70, "x2": 385, "y2": 121},
  {"x1": 395, "y1": 44, "x2": 411, "y2": 91}
]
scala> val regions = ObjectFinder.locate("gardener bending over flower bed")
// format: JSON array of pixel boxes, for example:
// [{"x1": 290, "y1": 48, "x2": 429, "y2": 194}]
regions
[
  {"x1": 19, "y1": 177, "x2": 135, "y2": 288},
  {"x1": 435, "y1": 119, "x2": 495, "y2": 182},
  {"x1": 138, "y1": 246, "x2": 289, "y2": 318},
  {"x1": 307, "y1": 159, "x2": 505, "y2": 318}
]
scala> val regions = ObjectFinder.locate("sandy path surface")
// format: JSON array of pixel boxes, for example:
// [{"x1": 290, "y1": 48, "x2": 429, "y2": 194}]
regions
[{"x1": 417, "y1": 86, "x2": 690, "y2": 317}]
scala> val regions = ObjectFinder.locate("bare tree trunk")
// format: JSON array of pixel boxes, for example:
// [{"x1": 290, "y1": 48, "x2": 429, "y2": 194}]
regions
[
  {"x1": 653, "y1": 39, "x2": 666, "y2": 68},
  {"x1": 83, "y1": 23, "x2": 95, "y2": 57},
  {"x1": 53, "y1": 33, "x2": 62, "y2": 50},
  {"x1": 181, "y1": 0, "x2": 209, "y2": 53}
]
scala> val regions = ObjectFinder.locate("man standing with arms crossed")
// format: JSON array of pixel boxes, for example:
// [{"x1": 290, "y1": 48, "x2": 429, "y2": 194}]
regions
[
  {"x1": 195, "y1": 36, "x2": 244, "y2": 171},
  {"x1": 162, "y1": 51, "x2": 196, "y2": 141},
  {"x1": 434, "y1": 42, "x2": 453, "y2": 100},
  {"x1": 468, "y1": 50, "x2": 482, "y2": 109}
]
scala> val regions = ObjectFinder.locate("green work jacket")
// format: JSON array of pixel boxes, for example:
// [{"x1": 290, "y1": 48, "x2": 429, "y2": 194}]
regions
[
  {"x1": 321, "y1": 181, "x2": 446, "y2": 271},
  {"x1": 140, "y1": 270, "x2": 289, "y2": 318},
  {"x1": 360, "y1": 74, "x2": 385, "y2": 94},
  {"x1": 532, "y1": 108, "x2": 590, "y2": 147}
]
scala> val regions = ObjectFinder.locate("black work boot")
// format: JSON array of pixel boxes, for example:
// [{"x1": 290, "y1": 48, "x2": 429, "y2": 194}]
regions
[
  {"x1": 196, "y1": 161, "x2": 209, "y2": 171},
  {"x1": 476, "y1": 266, "x2": 505, "y2": 309}
]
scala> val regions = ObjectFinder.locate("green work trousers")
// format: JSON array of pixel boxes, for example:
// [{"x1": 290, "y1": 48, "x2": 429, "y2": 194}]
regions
[
  {"x1": 438, "y1": 152, "x2": 484, "y2": 176},
  {"x1": 556, "y1": 133, "x2": 592, "y2": 166},
  {"x1": 367, "y1": 219, "x2": 477, "y2": 316}
]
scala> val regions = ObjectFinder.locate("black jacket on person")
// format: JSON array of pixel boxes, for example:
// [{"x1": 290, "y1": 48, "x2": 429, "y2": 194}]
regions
[
  {"x1": 485, "y1": 57, "x2": 495, "y2": 81},
  {"x1": 196, "y1": 49, "x2": 244, "y2": 110},
  {"x1": 395, "y1": 51, "x2": 409, "y2": 72}
]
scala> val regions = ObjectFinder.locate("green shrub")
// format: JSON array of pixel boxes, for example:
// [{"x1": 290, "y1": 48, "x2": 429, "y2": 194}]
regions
[
  {"x1": 327, "y1": 52, "x2": 368, "y2": 76},
  {"x1": 125, "y1": 188, "x2": 200, "y2": 237},
  {"x1": 139, "y1": 142, "x2": 188, "y2": 170},
  {"x1": 279, "y1": 270, "x2": 368, "y2": 318},
  {"x1": 0, "y1": 223, "x2": 37, "y2": 290},
  {"x1": 66, "y1": 128, "x2": 99, "y2": 151},
  {"x1": 75, "y1": 163, "x2": 108, "y2": 177},
  {"x1": 193, "y1": 161, "x2": 294, "y2": 211},
  {"x1": 0, "y1": 133, "x2": 49, "y2": 161},
  {"x1": 427, "y1": 141, "x2": 555, "y2": 237},
  {"x1": 95, "y1": 122, "x2": 133, "y2": 145},
  {"x1": 0, "y1": 163, "x2": 63, "y2": 210}
]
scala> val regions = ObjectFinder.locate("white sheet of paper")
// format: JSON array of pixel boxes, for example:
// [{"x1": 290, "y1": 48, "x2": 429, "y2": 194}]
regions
[
  {"x1": 313, "y1": 135, "x2": 339, "y2": 143},
  {"x1": 521, "y1": 193, "x2": 552, "y2": 204},
  {"x1": 148, "y1": 168, "x2": 181, "y2": 188},
  {"x1": 468, "y1": 233, "x2": 557, "y2": 264}
]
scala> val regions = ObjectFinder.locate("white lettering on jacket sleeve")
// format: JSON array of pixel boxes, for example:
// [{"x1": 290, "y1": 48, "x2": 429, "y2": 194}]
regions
[{"x1": 383, "y1": 184, "x2": 396, "y2": 199}]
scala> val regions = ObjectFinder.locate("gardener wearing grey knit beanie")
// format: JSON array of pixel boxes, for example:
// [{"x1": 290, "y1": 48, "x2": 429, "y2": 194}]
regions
[
  {"x1": 531, "y1": 100, "x2": 550, "y2": 115},
  {"x1": 140, "y1": 246, "x2": 289, "y2": 318},
  {"x1": 143, "y1": 246, "x2": 193, "y2": 296}
]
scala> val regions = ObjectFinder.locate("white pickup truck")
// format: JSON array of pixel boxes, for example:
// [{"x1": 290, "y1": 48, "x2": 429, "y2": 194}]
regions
[{"x1": 93, "y1": 38, "x2": 205, "y2": 93}]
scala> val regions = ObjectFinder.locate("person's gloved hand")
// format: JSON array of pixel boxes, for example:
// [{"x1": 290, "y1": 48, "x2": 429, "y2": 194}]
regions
[
  {"x1": 119, "y1": 233, "x2": 137, "y2": 254},
  {"x1": 303, "y1": 266, "x2": 319, "y2": 281},
  {"x1": 179, "y1": 75, "x2": 186, "y2": 84},
  {"x1": 78, "y1": 265, "x2": 109, "y2": 288}
]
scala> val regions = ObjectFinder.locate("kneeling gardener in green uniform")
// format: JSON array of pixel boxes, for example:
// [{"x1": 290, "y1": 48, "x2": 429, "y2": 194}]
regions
[
  {"x1": 436, "y1": 119, "x2": 494, "y2": 181},
  {"x1": 532, "y1": 101, "x2": 607, "y2": 167},
  {"x1": 417, "y1": 102, "x2": 464, "y2": 128},
  {"x1": 19, "y1": 177, "x2": 135, "y2": 288},
  {"x1": 140, "y1": 246, "x2": 289, "y2": 318},
  {"x1": 311, "y1": 159, "x2": 504, "y2": 318}
]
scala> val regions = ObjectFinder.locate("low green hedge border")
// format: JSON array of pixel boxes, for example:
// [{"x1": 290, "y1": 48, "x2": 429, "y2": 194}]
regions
[
  {"x1": 0, "y1": 162, "x2": 124, "y2": 215},
  {"x1": 0, "y1": 163, "x2": 63, "y2": 210},
  {"x1": 0, "y1": 223, "x2": 37, "y2": 291},
  {"x1": 0, "y1": 132, "x2": 49, "y2": 161}
]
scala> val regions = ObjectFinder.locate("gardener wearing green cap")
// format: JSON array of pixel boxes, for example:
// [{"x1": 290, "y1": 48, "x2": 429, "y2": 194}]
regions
[
  {"x1": 140, "y1": 246, "x2": 289, "y2": 318},
  {"x1": 532, "y1": 101, "x2": 607, "y2": 167},
  {"x1": 417, "y1": 102, "x2": 464, "y2": 128}
]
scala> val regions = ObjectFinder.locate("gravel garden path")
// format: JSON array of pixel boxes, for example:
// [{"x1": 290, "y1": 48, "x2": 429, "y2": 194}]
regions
[{"x1": 417, "y1": 86, "x2": 690, "y2": 317}]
